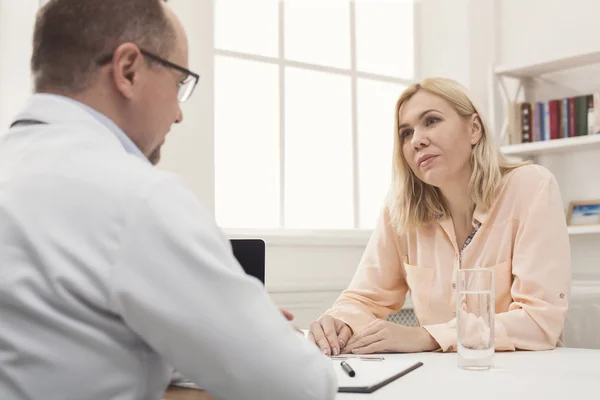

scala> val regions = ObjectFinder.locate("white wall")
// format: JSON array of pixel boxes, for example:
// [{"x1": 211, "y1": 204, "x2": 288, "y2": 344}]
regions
[
  {"x1": 0, "y1": 0, "x2": 38, "y2": 129},
  {"x1": 418, "y1": 0, "x2": 471, "y2": 87},
  {"x1": 266, "y1": 240, "x2": 367, "y2": 328},
  {"x1": 417, "y1": 0, "x2": 496, "y2": 113},
  {"x1": 498, "y1": 0, "x2": 600, "y2": 67},
  {"x1": 158, "y1": 0, "x2": 215, "y2": 213},
  {"x1": 496, "y1": 0, "x2": 600, "y2": 110}
]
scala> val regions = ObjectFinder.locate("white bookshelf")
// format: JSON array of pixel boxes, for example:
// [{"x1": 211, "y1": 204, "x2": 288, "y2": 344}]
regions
[
  {"x1": 568, "y1": 225, "x2": 600, "y2": 236},
  {"x1": 500, "y1": 134, "x2": 600, "y2": 157},
  {"x1": 491, "y1": 50, "x2": 600, "y2": 146},
  {"x1": 491, "y1": 51, "x2": 600, "y2": 291},
  {"x1": 494, "y1": 50, "x2": 600, "y2": 79}
]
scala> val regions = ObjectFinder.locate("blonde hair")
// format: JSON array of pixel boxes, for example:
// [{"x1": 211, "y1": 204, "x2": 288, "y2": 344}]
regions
[{"x1": 388, "y1": 77, "x2": 529, "y2": 233}]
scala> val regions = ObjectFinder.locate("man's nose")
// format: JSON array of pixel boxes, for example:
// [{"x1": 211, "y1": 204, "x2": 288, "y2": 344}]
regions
[{"x1": 175, "y1": 107, "x2": 183, "y2": 124}]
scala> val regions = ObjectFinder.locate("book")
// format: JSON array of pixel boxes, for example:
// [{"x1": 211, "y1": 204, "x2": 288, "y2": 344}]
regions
[{"x1": 516, "y1": 92, "x2": 600, "y2": 143}]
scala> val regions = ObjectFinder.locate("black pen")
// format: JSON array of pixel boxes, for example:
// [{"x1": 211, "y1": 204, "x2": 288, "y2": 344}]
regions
[{"x1": 340, "y1": 361, "x2": 356, "y2": 377}]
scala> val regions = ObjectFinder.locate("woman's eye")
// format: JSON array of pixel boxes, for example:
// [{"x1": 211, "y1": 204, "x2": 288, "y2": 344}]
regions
[
  {"x1": 426, "y1": 117, "x2": 439, "y2": 126},
  {"x1": 400, "y1": 129, "x2": 413, "y2": 139}
]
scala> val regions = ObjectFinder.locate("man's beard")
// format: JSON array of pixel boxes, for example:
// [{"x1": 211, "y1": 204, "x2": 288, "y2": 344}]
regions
[{"x1": 148, "y1": 146, "x2": 161, "y2": 165}]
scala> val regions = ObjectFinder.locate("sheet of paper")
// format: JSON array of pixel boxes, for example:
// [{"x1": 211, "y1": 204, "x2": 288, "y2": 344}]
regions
[{"x1": 333, "y1": 357, "x2": 421, "y2": 390}]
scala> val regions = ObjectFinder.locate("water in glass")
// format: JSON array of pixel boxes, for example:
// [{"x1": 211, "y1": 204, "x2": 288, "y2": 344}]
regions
[{"x1": 456, "y1": 268, "x2": 494, "y2": 370}]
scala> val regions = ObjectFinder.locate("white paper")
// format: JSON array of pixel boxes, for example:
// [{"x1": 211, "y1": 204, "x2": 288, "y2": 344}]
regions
[{"x1": 333, "y1": 357, "x2": 421, "y2": 390}]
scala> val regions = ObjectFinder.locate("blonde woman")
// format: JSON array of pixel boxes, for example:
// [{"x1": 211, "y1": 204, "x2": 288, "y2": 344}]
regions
[{"x1": 309, "y1": 77, "x2": 571, "y2": 356}]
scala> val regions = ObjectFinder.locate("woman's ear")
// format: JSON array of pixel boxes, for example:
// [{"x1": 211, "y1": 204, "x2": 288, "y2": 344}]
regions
[{"x1": 469, "y1": 114, "x2": 483, "y2": 145}]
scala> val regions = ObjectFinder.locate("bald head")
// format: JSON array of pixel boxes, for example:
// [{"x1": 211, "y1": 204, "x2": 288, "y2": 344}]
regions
[
  {"x1": 163, "y1": 4, "x2": 189, "y2": 54},
  {"x1": 160, "y1": 3, "x2": 189, "y2": 71},
  {"x1": 32, "y1": 0, "x2": 176, "y2": 94}
]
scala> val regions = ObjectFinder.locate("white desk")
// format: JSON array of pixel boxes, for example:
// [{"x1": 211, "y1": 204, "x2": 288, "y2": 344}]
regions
[
  {"x1": 166, "y1": 348, "x2": 600, "y2": 400},
  {"x1": 337, "y1": 348, "x2": 600, "y2": 400}
]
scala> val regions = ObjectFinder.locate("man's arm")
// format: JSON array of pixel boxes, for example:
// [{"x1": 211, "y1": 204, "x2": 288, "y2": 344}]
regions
[{"x1": 108, "y1": 174, "x2": 337, "y2": 400}]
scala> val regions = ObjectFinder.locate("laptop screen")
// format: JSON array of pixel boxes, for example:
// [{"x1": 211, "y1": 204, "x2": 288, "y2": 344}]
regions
[{"x1": 230, "y1": 239, "x2": 265, "y2": 285}]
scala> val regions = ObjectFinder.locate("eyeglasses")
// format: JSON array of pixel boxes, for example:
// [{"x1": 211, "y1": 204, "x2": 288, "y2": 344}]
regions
[{"x1": 97, "y1": 48, "x2": 200, "y2": 103}]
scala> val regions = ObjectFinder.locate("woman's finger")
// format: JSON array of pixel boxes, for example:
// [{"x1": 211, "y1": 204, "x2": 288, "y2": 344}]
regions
[
  {"x1": 350, "y1": 339, "x2": 386, "y2": 355},
  {"x1": 320, "y1": 316, "x2": 341, "y2": 356},
  {"x1": 309, "y1": 320, "x2": 332, "y2": 356},
  {"x1": 344, "y1": 321, "x2": 380, "y2": 348},
  {"x1": 343, "y1": 330, "x2": 384, "y2": 353},
  {"x1": 337, "y1": 324, "x2": 353, "y2": 349}
]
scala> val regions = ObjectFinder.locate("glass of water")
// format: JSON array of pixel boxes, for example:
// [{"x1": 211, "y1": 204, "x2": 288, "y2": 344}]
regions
[{"x1": 456, "y1": 268, "x2": 494, "y2": 370}]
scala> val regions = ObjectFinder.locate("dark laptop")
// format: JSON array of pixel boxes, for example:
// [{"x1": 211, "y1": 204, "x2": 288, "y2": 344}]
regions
[{"x1": 230, "y1": 238, "x2": 265, "y2": 285}]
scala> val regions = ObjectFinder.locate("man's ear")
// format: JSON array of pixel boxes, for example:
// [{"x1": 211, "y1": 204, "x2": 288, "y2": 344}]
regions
[
  {"x1": 469, "y1": 113, "x2": 483, "y2": 146},
  {"x1": 110, "y1": 43, "x2": 144, "y2": 99}
]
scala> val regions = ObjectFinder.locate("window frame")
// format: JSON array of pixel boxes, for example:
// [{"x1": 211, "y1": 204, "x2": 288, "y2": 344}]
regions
[{"x1": 214, "y1": 0, "x2": 420, "y2": 240}]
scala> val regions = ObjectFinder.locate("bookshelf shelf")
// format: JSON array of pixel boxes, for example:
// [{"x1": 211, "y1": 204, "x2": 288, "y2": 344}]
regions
[
  {"x1": 494, "y1": 51, "x2": 600, "y2": 79},
  {"x1": 492, "y1": 50, "x2": 600, "y2": 292},
  {"x1": 568, "y1": 225, "x2": 600, "y2": 236},
  {"x1": 500, "y1": 134, "x2": 600, "y2": 157}
]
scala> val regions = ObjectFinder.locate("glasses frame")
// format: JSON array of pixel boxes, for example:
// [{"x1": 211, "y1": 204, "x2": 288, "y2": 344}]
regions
[{"x1": 97, "y1": 47, "x2": 200, "y2": 103}]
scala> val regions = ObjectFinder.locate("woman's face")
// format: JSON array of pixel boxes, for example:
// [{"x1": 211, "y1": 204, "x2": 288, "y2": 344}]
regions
[{"x1": 398, "y1": 90, "x2": 482, "y2": 188}]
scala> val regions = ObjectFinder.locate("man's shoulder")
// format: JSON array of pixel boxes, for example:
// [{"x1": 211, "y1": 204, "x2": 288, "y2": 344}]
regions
[{"x1": 88, "y1": 154, "x2": 188, "y2": 205}]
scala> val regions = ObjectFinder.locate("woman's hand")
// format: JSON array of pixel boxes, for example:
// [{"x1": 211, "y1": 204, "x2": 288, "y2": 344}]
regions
[
  {"x1": 342, "y1": 319, "x2": 439, "y2": 354},
  {"x1": 308, "y1": 315, "x2": 353, "y2": 356}
]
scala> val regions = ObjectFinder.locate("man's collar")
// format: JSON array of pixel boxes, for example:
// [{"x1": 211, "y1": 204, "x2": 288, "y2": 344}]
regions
[{"x1": 10, "y1": 94, "x2": 150, "y2": 164}]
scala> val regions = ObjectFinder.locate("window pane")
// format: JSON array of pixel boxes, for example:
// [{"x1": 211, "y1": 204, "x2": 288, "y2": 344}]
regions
[
  {"x1": 215, "y1": 0, "x2": 279, "y2": 57},
  {"x1": 284, "y1": 0, "x2": 350, "y2": 69},
  {"x1": 357, "y1": 78, "x2": 405, "y2": 228},
  {"x1": 285, "y1": 68, "x2": 353, "y2": 229},
  {"x1": 355, "y1": 0, "x2": 414, "y2": 79},
  {"x1": 215, "y1": 56, "x2": 280, "y2": 228}
]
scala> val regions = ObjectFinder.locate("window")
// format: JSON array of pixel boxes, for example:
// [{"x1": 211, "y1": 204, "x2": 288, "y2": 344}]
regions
[{"x1": 215, "y1": 0, "x2": 416, "y2": 230}]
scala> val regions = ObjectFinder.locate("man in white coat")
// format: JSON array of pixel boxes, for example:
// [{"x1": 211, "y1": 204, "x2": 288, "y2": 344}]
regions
[{"x1": 0, "y1": 1, "x2": 338, "y2": 399}]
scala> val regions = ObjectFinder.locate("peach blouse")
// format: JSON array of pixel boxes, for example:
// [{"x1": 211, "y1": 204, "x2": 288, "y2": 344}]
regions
[{"x1": 325, "y1": 165, "x2": 571, "y2": 352}]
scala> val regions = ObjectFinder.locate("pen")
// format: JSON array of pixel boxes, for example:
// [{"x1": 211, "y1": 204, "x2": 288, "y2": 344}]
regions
[
  {"x1": 331, "y1": 355, "x2": 384, "y2": 361},
  {"x1": 340, "y1": 361, "x2": 356, "y2": 377}
]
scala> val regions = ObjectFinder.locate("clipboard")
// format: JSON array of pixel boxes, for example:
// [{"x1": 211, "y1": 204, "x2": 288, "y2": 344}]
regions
[{"x1": 334, "y1": 358, "x2": 424, "y2": 393}]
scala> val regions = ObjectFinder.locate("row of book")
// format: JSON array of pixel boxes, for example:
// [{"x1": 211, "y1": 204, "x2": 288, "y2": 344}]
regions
[{"x1": 508, "y1": 94, "x2": 600, "y2": 145}]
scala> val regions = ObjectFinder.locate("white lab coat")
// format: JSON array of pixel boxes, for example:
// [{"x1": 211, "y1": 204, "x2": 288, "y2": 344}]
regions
[{"x1": 0, "y1": 95, "x2": 337, "y2": 400}]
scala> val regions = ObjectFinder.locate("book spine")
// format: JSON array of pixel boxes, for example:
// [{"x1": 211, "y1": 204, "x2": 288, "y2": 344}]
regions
[
  {"x1": 514, "y1": 102, "x2": 523, "y2": 144},
  {"x1": 576, "y1": 95, "x2": 588, "y2": 136},
  {"x1": 544, "y1": 102, "x2": 550, "y2": 141},
  {"x1": 594, "y1": 93, "x2": 600, "y2": 135},
  {"x1": 521, "y1": 102, "x2": 531, "y2": 143},
  {"x1": 562, "y1": 98, "x2": 569, "y2": 138},
  {"x1": 535, "y1": 102, "x2": 541, "y2": 141},
  {"x1": 569, "y1": 97, "x2": 576, "y2": 137},
  {"x1": 549, "y1": 100, "x2": 559, "y2": 140},
  {"x1": 587, "y1": 94, "x2": 595, "y2": 135}
]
